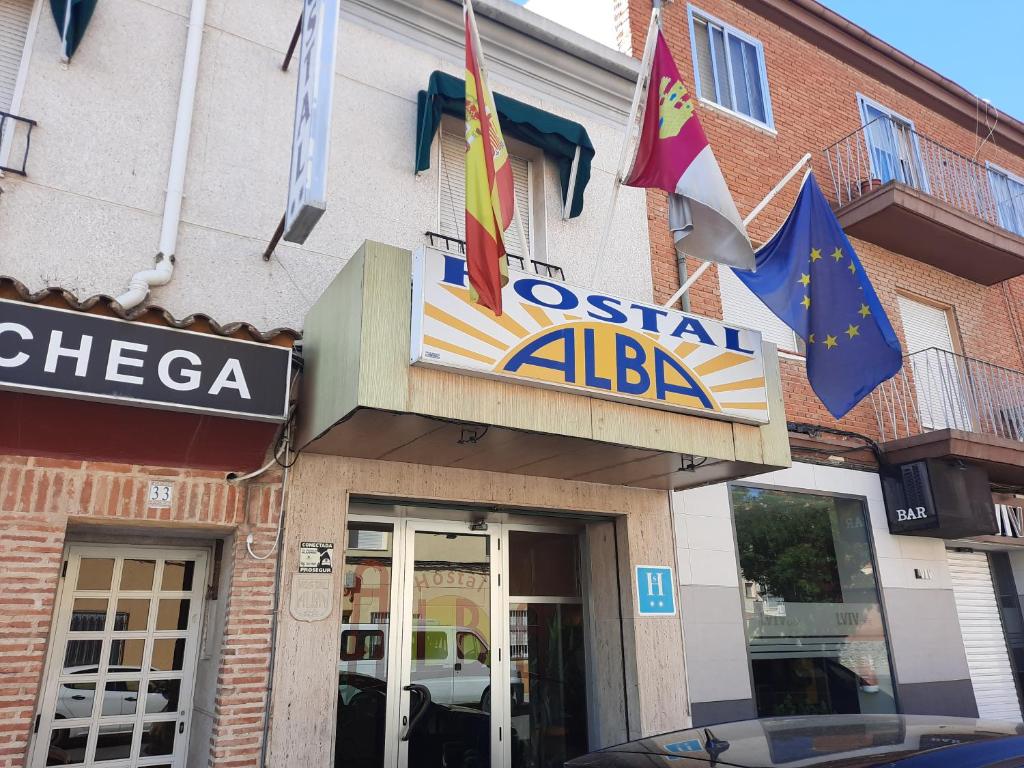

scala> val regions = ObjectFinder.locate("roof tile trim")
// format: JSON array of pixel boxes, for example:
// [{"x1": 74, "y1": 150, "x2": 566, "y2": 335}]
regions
[{"x1": 0, "y1": 277, "x2": 300, "y2": 347}]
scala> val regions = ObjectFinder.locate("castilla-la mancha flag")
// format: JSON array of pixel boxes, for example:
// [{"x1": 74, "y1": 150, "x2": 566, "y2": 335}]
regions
[
  {"x1": 464, "y1": 0, "x2": 516, "y2": 315},
  {"x1": 624, "y1": 29, "x2": 754, "y2": 271}
]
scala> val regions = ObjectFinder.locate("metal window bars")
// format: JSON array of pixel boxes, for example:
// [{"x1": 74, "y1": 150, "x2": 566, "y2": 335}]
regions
[
  {"x1": 424, "y1": 231, "x2": 565, "y2": 281},
  {"x1": 823, "y1": 115, "x2": 1006, "y2": 232},
  {"x1": 0, "y1": 111, "x2": 37, "y2": 176},
  {"x1": 871, "y1": 347, "x2": 1024, "y2": 443}
]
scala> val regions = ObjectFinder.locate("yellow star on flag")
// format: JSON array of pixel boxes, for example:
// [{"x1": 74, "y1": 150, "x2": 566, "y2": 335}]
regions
[
  {"x1": 810, "y1": 248, "x2": 822, "y2": 262},
  {"x1": 801, "y1": 295, "x2": 811, "y2": 310},
  {"x1": 848, "y1": 261, "x2": 856, "y2": 275},
  {"x1": 808, "y1": 333, "x2": 815, "y2": 344},
  {"x1": 799, "y1": 273, "x2": 811, "y2": 286},
  {"x1": 858, "y1": 303, "x2": 871, "y2": 318},
  {"x1": 832, "y1": 247, "x2": 843, "y2": 262},
  {"x1": 825, "y1": 334, "x2": 838, "y2": 349},
  {"x1": 846, "y1": 324, "x2": 860, "y2": 339}
]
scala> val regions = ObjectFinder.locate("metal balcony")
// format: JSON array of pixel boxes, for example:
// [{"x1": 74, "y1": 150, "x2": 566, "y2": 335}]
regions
[
  {"x1": 871, "y1": 347, "x2": 1024, "y2": 484},
  {"x1": 823, "y1": 116, "x2": 1024, "y2": 284}
]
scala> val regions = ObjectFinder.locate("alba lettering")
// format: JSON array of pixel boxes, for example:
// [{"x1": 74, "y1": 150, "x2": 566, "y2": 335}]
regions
[{"x1": 0, "y1": 323, "x2": 251, "y2": 399}]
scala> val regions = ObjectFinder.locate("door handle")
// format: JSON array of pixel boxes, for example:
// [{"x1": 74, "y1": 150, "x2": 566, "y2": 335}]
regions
[
  {"x1": 400, "y1": 684, "x2": 432, "y2": 741},
  {"x1": 125, "y1": 697, "x2": 137, "y2": 702},
  {"x1": 454, "y1": 662, "x2": 462, "y2": 672},
  {"x1": 71, "y1": 695, "x2": 86, "y2": 701}
]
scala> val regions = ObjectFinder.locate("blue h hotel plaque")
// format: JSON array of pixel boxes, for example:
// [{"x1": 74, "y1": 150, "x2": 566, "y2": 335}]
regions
[{"x1": 635, "y1": 565, "x2": 676, "y2": 616}]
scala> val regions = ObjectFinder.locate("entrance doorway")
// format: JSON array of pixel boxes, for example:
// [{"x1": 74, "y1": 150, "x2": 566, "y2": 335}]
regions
[
  {"x1": 336, "y1": 510, "x2": 589, "y2": 768},
  {"x1": 30, "y1": 545, "x2": 209, "y2": 768}
]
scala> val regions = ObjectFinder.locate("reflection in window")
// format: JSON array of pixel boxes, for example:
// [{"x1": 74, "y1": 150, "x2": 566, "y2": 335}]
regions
[
  {"x1": 336, "y1": 523, "x2": 393, "y2": 768},
  {"x1": 732, "y1": 486, "x2": 897, "y2": 717}
]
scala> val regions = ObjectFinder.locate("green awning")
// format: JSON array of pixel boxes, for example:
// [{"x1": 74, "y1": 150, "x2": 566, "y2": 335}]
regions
[
  {"x1": 50, "y1": 0, "x2": 97, "y2": 60},
  {"x1": 415, "y1": 71, "x2": 595, "y2": 219}
]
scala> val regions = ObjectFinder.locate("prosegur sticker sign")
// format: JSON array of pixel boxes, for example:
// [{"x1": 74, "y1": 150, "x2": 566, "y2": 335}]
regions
[
  {"x1": 410, "y1": 248, "x2": 770, "y2": 424},
  {"x1": 298, "y1": 541, "x2": 334, "y2": 574}
]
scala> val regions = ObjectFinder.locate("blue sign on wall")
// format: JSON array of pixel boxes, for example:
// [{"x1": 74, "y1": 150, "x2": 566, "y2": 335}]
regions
[{"x1": 635, "y1": 565, "x2": 676, "y2": 616}]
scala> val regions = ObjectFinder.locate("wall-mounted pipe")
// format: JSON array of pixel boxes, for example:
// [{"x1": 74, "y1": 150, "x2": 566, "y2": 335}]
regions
[{"x1": 116, "y1": 0, "x2": 207, "y2": 310}]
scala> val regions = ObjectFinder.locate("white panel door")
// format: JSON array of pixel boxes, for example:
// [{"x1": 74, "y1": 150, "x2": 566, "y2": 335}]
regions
[
  {"x1": 30, "y1": 546, "x2": 209, "y2": 767},
  {"x1": 897, "y1": 295, "x2": 971, "y2": 431},
  {"x1": 948, "y1": 550, "x2": 1023, "y2": 722}
]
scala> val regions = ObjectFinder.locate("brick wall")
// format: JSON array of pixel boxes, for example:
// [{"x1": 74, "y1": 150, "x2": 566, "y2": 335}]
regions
[
  {"x1": 0, "y1": 454, "x2": 282, "y2": 768},
  {"x1": 627, "y1": 0, "x2": 1024, "y2": 440}
]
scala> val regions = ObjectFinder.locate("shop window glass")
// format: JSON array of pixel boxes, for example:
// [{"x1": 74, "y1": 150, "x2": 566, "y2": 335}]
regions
[
  {"x1": 732, "y1": 486, "x2": 897, "y2": 717},
  {"x1": 508, "y1": 531, "x2": 580, "y2": 597},
  {"x1": 411, "y1": 630, "x2": 448, "y2": 662}
]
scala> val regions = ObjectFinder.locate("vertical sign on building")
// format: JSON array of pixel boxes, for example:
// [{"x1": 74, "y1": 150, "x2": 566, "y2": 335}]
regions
[{"x1": 283, "y1": 0, "x2": 340, "y2": 243}]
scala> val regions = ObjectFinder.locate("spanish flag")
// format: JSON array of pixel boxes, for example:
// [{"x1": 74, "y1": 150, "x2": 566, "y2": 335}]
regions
[{"x1": 464, "y1": 0, "x2": 515, "y2": 315}]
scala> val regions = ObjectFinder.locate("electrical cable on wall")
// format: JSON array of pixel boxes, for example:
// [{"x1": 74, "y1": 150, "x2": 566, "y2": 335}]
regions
[{"x1": 246, "y1": 420, "x2": 294, "y2": 561}]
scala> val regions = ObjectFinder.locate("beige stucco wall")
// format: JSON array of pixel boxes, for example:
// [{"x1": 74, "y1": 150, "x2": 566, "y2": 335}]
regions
[
  {"x1": 0, "y1": 0, "x2": 650, "y2": 332},
  {"x1": 266, "y1": 453, "x2": 689, "y2": 766}
]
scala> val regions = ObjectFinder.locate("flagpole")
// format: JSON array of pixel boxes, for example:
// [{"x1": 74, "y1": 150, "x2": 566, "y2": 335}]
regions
[
  {"x1": 590, "y1": 7, "x2": 660, "y2": 285},
  {"x1": 466, "y1": 0, "x2": 530, "y2": 264},
  {"x1": 660, "y1": 152, "x2": 813, "y2": 309},
  {"x1": 61, "y1": 0, "x2": 74, "y2": 62}
]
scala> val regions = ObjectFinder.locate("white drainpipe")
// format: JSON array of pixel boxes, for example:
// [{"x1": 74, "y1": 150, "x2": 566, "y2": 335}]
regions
[{"x1": 116, "y1": 0, "x2": 207, "y2": 310}]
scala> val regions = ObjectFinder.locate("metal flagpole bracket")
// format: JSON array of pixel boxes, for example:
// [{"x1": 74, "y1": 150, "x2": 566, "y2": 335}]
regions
[
  {"x1": 660, "y1": 152, "x2": 813, "y2": 309},
  {"x1": 282, "y1": 14, "x2": 303, "y2": 71},
  {"x1": 263, "y1": 214, "x2": 286, "y2": 261}
]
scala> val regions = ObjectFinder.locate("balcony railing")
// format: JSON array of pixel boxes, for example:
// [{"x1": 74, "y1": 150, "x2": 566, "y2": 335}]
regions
[
  {"x1": 871, "y1": 347, "x2": 1024, "y2": 443},
  {"x1": 823, "y1": 115, "x2": 1019, "y2": 236},
  {"x1": 0, "y1": 111, "x2": 37, "y2": 176},
  {"x1": 424, "y1": 231, "x2": 565, "y2": 280}
]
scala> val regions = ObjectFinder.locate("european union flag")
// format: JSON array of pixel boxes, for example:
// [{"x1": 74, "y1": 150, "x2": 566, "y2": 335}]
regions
[{"x1": 733, "y1": 173, "x2": 902, "y2": 418}]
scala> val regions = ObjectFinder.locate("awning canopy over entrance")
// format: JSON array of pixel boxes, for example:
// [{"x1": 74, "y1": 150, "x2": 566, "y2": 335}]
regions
[
  {"x1": 415, "y1": 71, "x2": 595, "y2": 219},
  {"x1": 0, "y1": 278, "x2": 297, "y2": 471},
  {"x1": 296, "y1": 241, "x2": 791, "y2": 491}
]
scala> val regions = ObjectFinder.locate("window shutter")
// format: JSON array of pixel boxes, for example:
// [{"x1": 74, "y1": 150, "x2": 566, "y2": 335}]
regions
[
  {"x1": 0, "y1": 0, "x2": 32, "y2": 113},
  {"x1": 717, "y1": 264, "x2": 797, "y2": 352},
  {"x1": 897, "y1": 295, "x2": 970, "y2": 430},
  {"x1": 438, "y1": 124, "x2": 532, "y2": 258},
  {"x1": 508, "y1": 154, "x2": 530, "y2": 258},
  {"x1": 897, "y1": 295, "x2": 955, "y2": 355},
  {"x1": 692, "y1": 18, "x2": 716, "y2": 103}
]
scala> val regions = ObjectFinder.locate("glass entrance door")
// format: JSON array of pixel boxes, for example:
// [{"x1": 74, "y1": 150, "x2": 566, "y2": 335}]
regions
[
  {"x1": 336, "y1": 515, "x2": 588, "y2": 768},
  {"x1": 398, "y1": 525, "x2": 498, "y2": 768}
]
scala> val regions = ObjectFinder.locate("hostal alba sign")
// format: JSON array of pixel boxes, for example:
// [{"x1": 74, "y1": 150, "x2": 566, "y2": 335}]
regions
[{"x1": 411, "y1": 249, "x2": 770, "y2": 424}]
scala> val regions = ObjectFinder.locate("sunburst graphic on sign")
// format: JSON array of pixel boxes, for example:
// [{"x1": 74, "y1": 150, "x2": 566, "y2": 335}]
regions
[{"x1": 419, "y1": 281, "x2": 769, "y2": 421}]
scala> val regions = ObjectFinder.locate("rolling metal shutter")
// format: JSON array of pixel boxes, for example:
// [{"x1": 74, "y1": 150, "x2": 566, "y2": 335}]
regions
[
  {"x1": 438, "y1": 125, "x2": 531, "y2": 259},
  {"x1": 0, "y1": 0, "x2": 33, "y2": 113},
  {"x1": 948, "y1": 549, "x2": 1023, "y2": 721}
]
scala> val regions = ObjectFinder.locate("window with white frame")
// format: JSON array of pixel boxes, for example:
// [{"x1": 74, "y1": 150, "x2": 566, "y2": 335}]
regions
[
  {"x1": 688, "y1": 6, "x2": 774, "y2": 129},
  {"x1": 988, "y1": 164, "x2": 1024, "y2": 237},
  {"x1": 437, "y1": 121, "x2": 534, "y2": 259},
  {"x1": 718, "y1": 264, "x2": 800, "y2": 354},
  {"x1": 0, "y1": 0, "x2": 34, "y2": 113}
]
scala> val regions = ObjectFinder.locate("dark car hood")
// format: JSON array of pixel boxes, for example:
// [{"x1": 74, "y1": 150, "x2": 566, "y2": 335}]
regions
[{"x1": 567, "y1": 715, "x2": 1024, "y2": 768}]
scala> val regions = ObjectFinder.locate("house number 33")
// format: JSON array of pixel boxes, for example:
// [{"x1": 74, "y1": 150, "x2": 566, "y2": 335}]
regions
[{"x1": 148, "y1": 481, "x2": 173, "y2": 508}]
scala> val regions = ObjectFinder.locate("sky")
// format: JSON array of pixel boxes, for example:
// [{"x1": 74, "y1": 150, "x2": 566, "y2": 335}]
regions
[
  {"x1": 514, "y1": 0, "x2": 1024, "y2": 123},
  {"x1": 517, "y1": 0, "x2": 619, "y2": 50},
  {"x1": 817, "y1": 0, "x2": 1024, "y2": 122}
]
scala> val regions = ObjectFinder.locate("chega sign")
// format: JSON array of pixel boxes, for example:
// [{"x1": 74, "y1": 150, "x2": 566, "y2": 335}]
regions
[
  {"x1": 410, "y1": 249, "x2": 770, "y2": 424},
  {"x1": 0, "y1": 300, "x2": 291, "y2": 421}
]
